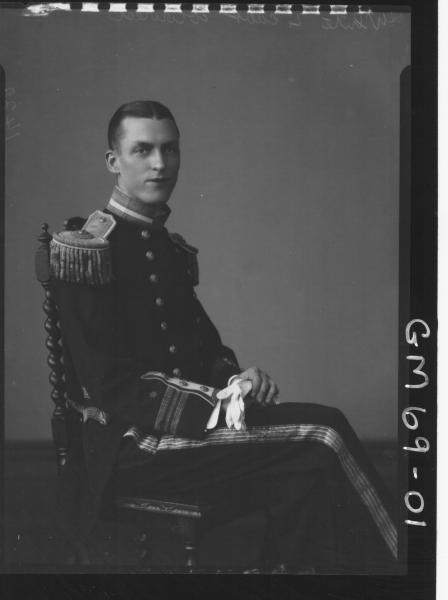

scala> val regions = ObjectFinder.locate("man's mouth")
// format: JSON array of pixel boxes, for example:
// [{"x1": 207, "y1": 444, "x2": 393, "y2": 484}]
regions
[{"x1": 146, "y1": 178, "x2": 170, "y2": 185}]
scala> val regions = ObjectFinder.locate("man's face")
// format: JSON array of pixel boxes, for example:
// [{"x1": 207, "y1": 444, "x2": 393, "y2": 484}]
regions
[{"x1": 106, "y1": 117, "x2": 180, "y2": 204}]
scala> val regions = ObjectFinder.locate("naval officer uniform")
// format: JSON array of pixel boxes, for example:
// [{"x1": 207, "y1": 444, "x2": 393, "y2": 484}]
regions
[{"x1": 51, "y1": 185, "x2": 398, "y2": 572}]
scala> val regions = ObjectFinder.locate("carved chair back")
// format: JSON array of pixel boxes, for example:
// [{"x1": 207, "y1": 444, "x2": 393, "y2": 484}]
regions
[{"x1": 35, "y1": 219, "x2": 86, "y2": 471}]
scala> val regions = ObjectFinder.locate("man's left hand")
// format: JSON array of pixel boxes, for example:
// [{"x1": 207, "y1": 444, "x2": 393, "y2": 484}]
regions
[{"x1": 237, "y1": 367, "x2": 279, "y2": 407}]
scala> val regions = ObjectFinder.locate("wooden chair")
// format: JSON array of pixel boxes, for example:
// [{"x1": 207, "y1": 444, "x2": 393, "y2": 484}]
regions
[{"x1": 35, "y1": 220, "x2": 207, "y2": 572}]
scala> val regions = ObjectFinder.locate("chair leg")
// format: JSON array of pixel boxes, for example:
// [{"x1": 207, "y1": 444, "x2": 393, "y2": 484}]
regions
[{"x1": 176, "y1": 517, "x2": 198, "y2": 573}]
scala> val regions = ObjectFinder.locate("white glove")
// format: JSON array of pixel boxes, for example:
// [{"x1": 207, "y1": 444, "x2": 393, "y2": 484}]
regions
[{"x1": 216, "y1": 378, "x2": 253, "y2": 431}]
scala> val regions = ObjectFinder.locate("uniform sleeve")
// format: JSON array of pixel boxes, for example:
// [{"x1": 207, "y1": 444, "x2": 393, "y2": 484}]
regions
[
  {"x1": 56, "y1": 281, "x2": 220, "y2": 439},
  {"x1": 171, "y1": 234, "x2": 242, "y2": 389},
  {"x1": 192, "y1": 295, "x2": 242, "y2": 389}
]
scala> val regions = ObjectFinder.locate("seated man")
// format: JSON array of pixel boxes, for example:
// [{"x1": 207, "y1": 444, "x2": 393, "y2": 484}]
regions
[{"x1": 51, "y1": 100, "x2": 398, "y2": 573}]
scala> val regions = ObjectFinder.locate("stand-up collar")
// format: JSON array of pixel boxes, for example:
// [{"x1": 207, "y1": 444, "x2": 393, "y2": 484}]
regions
[{"x1": 106, "y1": 185, "x2": 171, "y2": 229}]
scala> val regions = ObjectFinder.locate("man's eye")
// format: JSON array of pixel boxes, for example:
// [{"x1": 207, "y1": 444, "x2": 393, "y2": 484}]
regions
[
  {"x1": 137, "y1": 148, "x2": 148, "y2": 155},
  {"x1": 165, "y1": 146, "x2": 179, "y2": 154}
]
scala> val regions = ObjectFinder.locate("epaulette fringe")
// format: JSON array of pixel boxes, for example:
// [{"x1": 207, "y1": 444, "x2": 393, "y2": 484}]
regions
[{"x1": 50, "y1": 230, "x2": 113, "y2": 286}]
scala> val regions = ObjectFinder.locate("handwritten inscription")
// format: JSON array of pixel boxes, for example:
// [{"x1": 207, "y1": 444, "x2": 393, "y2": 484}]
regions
[
  {"x1": 109, "y1": 10, "x2": 281, "y2": 26},
  {"x1": 405, "y1": 319, "x2": 431, "y2": 347},
  {"x1": 288, "y1": 11, "x2": 403, "y2": 30},
  {"x1": 222, "y1": 11, "x2": 279, "y2": 25},
  {"x1": 403, "y1": 318, "x2": 431, "y2": 528},
  {"x1": 404, "y1": 356, "x2": 428, "y2": 389},
  {"x1": 318, "y1": 12, "x2": 402, "y2": 31},
  {"x1": 108, "y1": 10, "x2": 209, "y2": 24},
  {"x1": 5, "y1": 88, "x2": 21, "y2": 143},
  {"x1": 105, "y1": 9, "x2": 404, "y2": 30},
  {"x1": 405, "y1": 491, "x2": 424, "y2": 513},
  {"x1": 402, "y1": 406, "x2": 426, "y2": 431}
]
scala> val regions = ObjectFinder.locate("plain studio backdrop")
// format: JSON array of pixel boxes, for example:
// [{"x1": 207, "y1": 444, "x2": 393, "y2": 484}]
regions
[{"x1": 0, "y1": 9, "x2": 410, "y2": 441}]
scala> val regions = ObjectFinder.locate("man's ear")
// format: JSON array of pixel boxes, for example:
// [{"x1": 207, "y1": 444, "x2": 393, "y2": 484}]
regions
[{"x1": 105, "y1": 149, "x2": 120, "y2": 175}]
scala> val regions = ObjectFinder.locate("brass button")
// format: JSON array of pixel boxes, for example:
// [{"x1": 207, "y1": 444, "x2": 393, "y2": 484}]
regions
[
  {"x1": 173, "y1": 368, "x2": 182, "y2": 377},
  {"x1": 145, "y1": 250, "x2": 155, "y2": 261},
  {"x1": 141, "y1": 229, "x2": 151, "y2": 240},
  {"x1": 160, "y1": 321, "x2": 168, "y2": 331},
  {"x1": 149, "y1": 273, "x2": 159, "y2": 284},
  {"x1": 169, "y1": 345, "x2": 177, "y2": 354},
  {"x1": 155, "y1": 297, "x2": 164, "y2": 307},
  {"x1": 196, "y1": 316, "x2": 201, "y2": 324},
  {"x1": 149, "y1": 391, "x2": 158, "y2": 399}
]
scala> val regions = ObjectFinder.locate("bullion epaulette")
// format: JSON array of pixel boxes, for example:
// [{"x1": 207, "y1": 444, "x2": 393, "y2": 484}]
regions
[
  {"x1": 50, "y1": 210, "x2": 117, "y2": 286},
  {"x1": 169, "y1": 232, "x2": 199, "y2": 286}
]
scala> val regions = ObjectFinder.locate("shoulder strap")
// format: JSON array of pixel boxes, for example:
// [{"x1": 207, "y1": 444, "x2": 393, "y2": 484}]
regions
[
  {"x1": 169, "y1": 232, "x2": 198, "y2": 255},
  {"x1": 169, "y1": 232, "x2": 200, "y2": 286}
]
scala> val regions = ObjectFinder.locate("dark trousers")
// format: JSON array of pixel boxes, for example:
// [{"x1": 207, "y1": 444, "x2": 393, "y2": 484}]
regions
[{"x1": 114, "y1": 402, "x2": 398, "y2": 573}]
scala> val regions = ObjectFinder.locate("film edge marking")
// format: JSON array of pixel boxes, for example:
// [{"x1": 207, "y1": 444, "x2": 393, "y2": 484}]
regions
[{"x1": 20, "y1": 4, "x2": 377, "y2": 16}]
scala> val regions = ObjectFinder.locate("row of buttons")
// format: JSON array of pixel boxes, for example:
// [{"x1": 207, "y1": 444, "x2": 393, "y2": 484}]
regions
[{"x1": 143, "y1": 229, "x2": 180, "y2": 375}]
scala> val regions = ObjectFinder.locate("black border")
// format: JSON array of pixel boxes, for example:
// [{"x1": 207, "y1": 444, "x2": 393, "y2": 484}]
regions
[
  {"x1": 0, "y1": 63, "x2": 5, "y2": 585},
  {"x1": 0, "y1": 1, "x2": 437, "y2": 599}
]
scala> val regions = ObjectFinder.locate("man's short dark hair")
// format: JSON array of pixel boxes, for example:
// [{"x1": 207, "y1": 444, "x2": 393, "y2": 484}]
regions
[{"x1": 107, "y1": 100, "x2": 179, "y2": 151}]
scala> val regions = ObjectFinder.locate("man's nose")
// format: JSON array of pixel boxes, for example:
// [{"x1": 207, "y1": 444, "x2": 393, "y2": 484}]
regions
[{"x1": 150, "y1": 149, "x2": 165, "y2": 171}]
